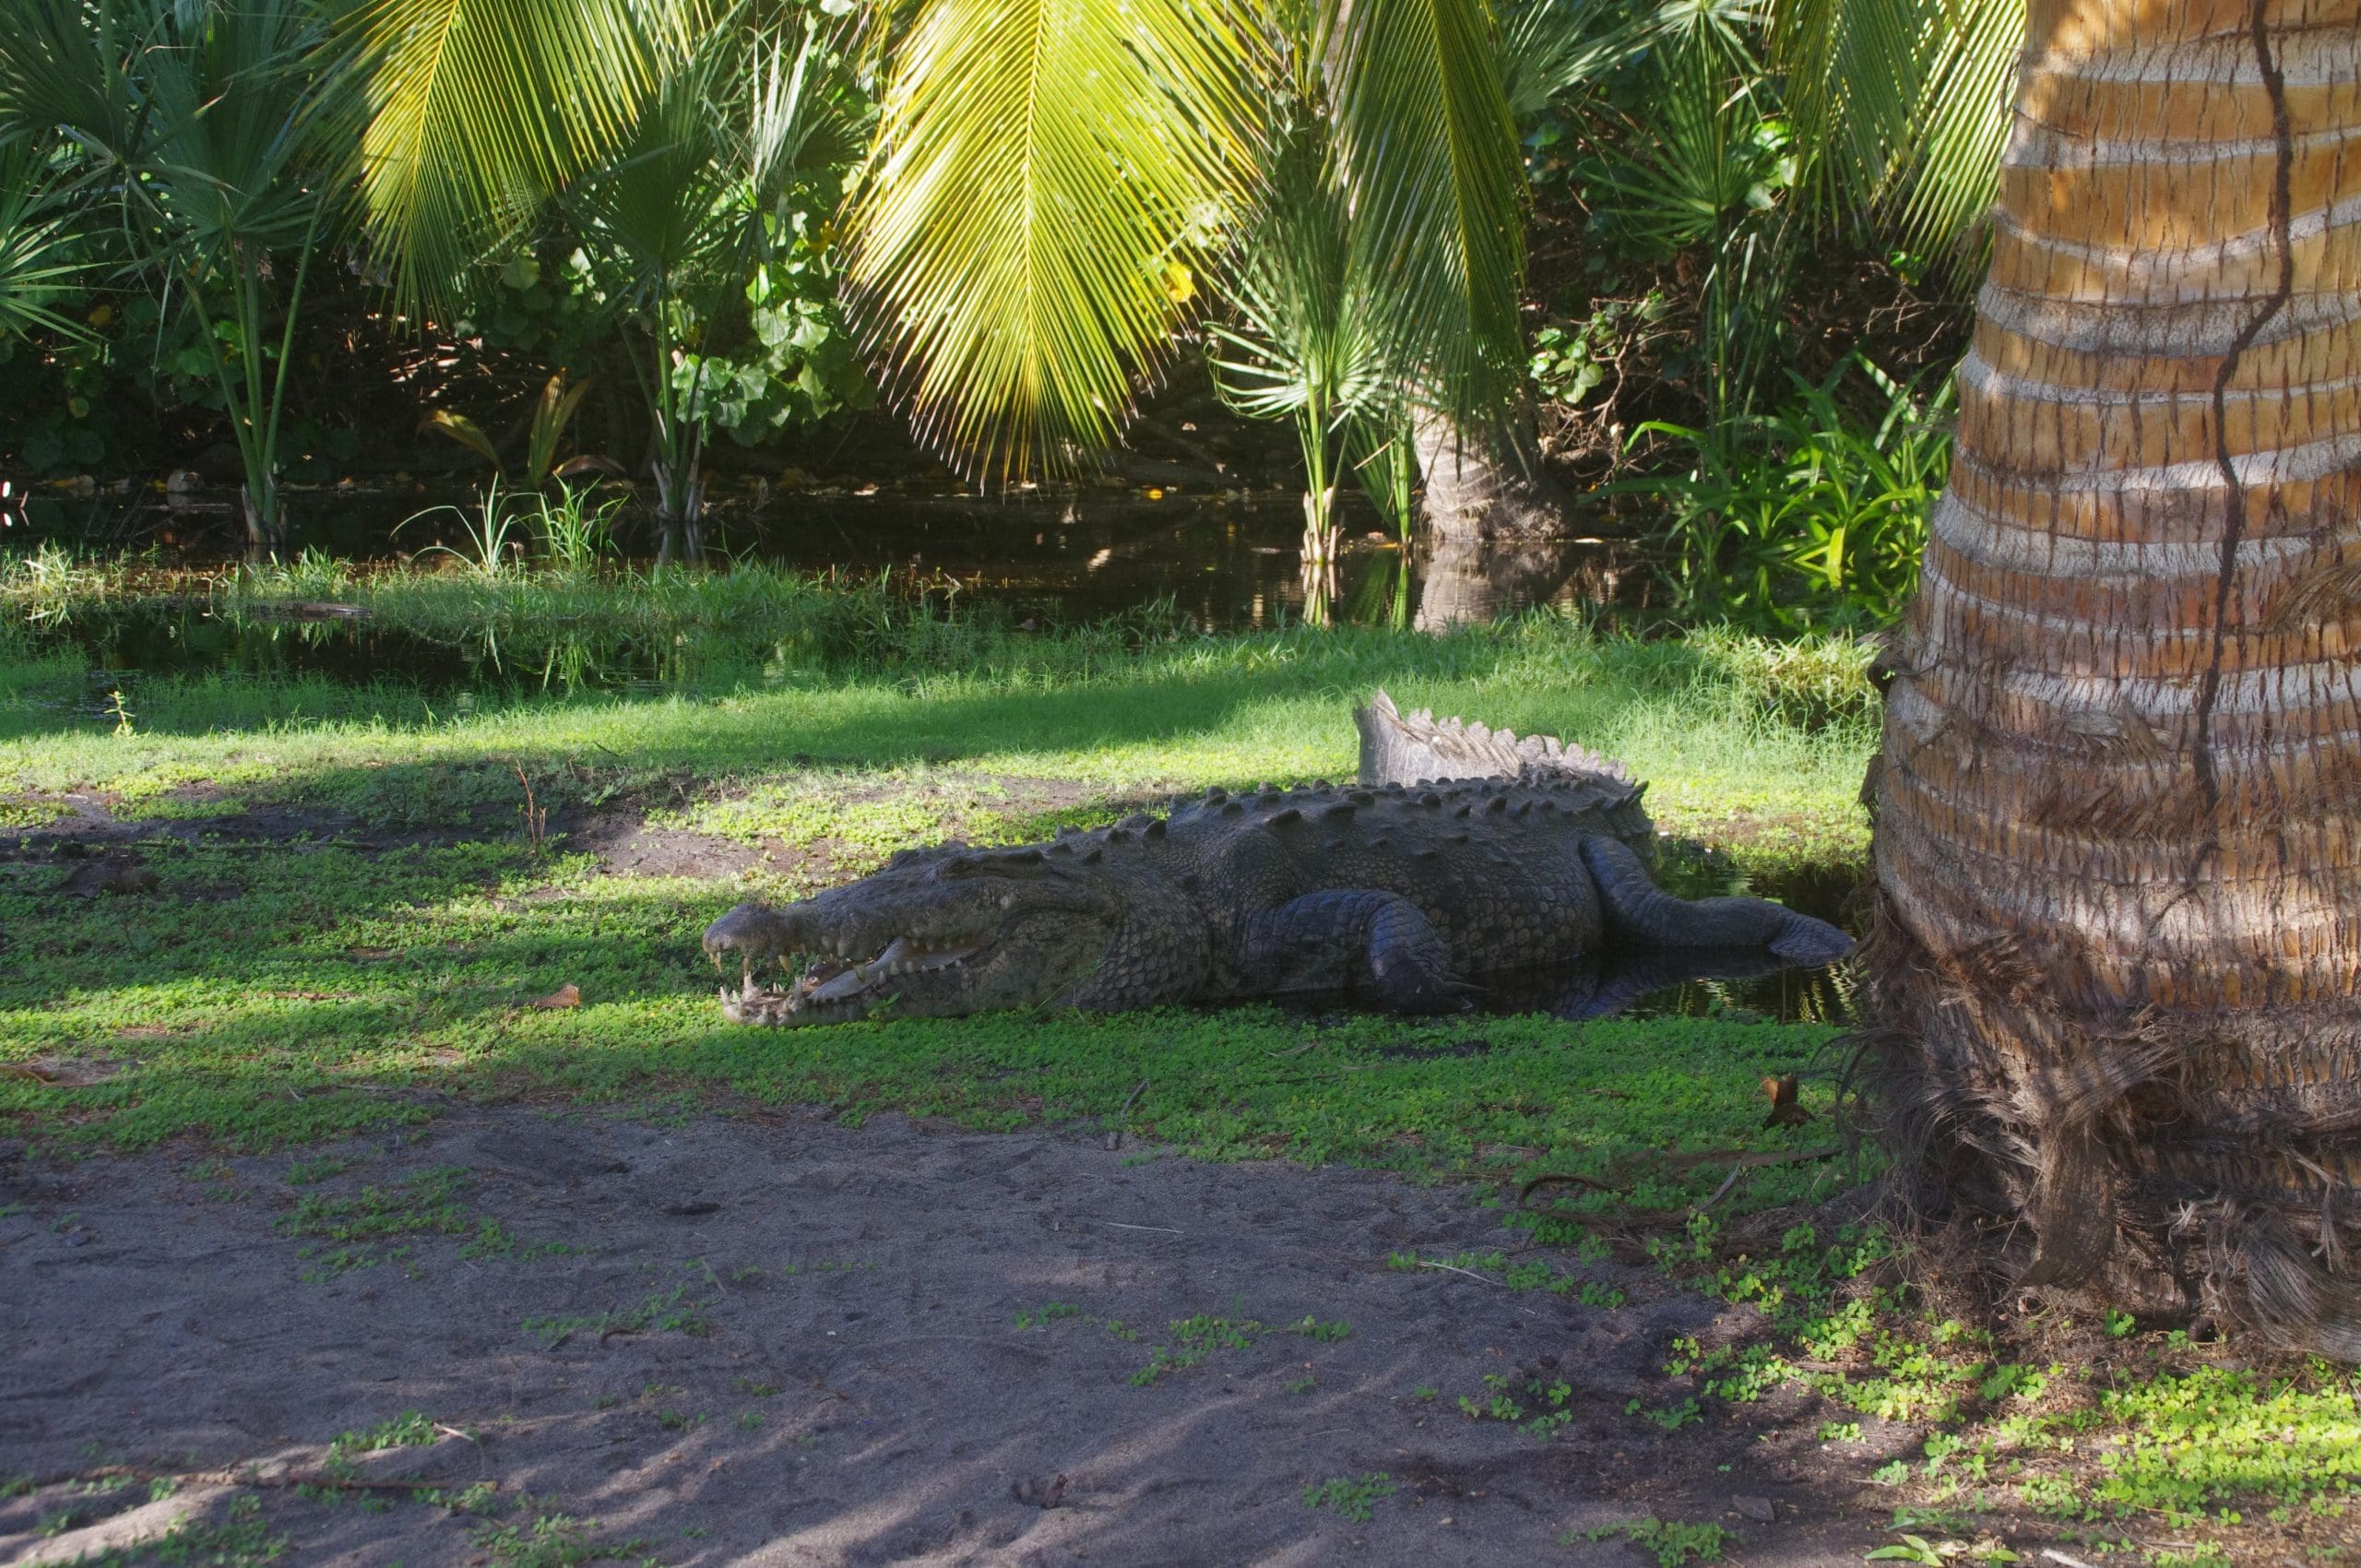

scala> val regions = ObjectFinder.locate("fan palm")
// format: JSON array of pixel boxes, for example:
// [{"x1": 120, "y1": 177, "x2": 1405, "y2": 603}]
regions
[
  {"x1": 0, "y1": 0, "x2": 337, "y2": 558},
  {"x1": 558, "y1": 15, "x2": 837, "y2": 563},
  {"x1": 0, "y1": 138, "x2": 92, "y2": 344},
  {"x1": 1206, "y1": 115, "x2": 1406, "y2": 623}
]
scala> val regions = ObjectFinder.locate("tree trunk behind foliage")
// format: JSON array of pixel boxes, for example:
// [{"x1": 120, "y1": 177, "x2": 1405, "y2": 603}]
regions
[
  {"x1": 1866, "y1": 0, "x2": 2361, "y2": 1353},
  {"x1": 1414, "y1": 406, "x2": 1569, "y2": 543}
]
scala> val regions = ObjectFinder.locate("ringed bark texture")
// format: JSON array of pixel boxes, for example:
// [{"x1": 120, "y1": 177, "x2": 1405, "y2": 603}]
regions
[{"x1": 1869, "y1": 0, "x2": 2361, "y2": 1352}]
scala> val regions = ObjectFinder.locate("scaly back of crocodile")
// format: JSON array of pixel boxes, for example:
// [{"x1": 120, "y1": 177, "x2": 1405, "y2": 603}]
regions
[{"x1": 1352, "y1": 688, "x2": 1655, "y2": 861}]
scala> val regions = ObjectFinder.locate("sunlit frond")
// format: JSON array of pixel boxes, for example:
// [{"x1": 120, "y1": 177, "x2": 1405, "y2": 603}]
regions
[
  {"x1": 1322, "y1": 0, "x2": 1525, "y2": 424},
  {"x1": 840, "y1": 0, "x2": 1261, "y2": 476},
  {"x1": 1497, "y1": 0, "x2": 1651, "y2": 118},
  {"x1": 343, "y1": 0, "x2": 696, "y2": 296},
  {"x1": 1773, "y1": 0, "x2": 2022, "y2": 267}
]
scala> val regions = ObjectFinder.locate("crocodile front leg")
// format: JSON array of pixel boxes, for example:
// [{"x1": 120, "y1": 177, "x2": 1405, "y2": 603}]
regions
[
  {"x1": 1578, "y1": 837, "x2": 1853, "y2": 965},
  {"x1": 1240, "y1": 889, "x2": 1461, "y2": 1013}
]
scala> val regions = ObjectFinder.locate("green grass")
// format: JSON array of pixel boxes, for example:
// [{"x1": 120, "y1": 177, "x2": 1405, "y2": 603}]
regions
[
  {"x1": 0, "y1": 559, "x2": 1878, "y2": 870},
  {"x1": 0, "y1": 827, "x2": 1856, "y2": 1183},
  {"x1": 1628, "y1": 1212, "x2": 2361, "y2": 1566},
  {"x1": 1583, "y1": 1518, "x2": 1735, "y2": 1566},
  {"x1": 2, "y1": 560, "x2": 1872, "y2": 1176},
  {"x1": 1301, "y1": 1472, "x2": 1396, "y2": 1524}
]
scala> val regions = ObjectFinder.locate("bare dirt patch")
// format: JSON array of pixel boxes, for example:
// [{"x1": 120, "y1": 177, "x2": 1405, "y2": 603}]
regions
[{"x1": 0, "y1": 1106, "x2": 1904, "y2": 1566}]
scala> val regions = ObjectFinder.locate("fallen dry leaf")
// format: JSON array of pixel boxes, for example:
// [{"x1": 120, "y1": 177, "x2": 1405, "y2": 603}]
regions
[{"x1": 1762, "y1": 1074, "x2": 1813, "y2": 1128}]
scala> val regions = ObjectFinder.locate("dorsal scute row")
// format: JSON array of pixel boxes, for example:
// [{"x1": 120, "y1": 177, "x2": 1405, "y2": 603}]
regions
[{"x1": 1354, "y1": 688, "x2": 1634, "y2": 788}]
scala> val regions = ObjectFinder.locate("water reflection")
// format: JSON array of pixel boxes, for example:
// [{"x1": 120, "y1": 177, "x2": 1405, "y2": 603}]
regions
[
  {"x1": 1413, "y1": 530, "x2": 1651, "y2": 631},
  {"x1": 26, "y1": 483, "x2": 1654, "y2": 635}
]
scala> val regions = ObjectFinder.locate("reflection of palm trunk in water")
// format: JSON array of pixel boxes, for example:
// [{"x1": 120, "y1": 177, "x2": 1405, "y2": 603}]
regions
[
  {"x1": 1411, "y1": 409, "x2": 1577, "y2": 629},
  {"x1": 652, "y1": 469, "x2": 706, "y2": 568},
  {"x1": 1299, "y1": 486, "x2": 1339, "y2": 625},
  {"x1": 1413, "y1": 532, "x2": 1585, "y2": 631},
  {"x1": 651, "y1": 422, "x2": 706, "y2": 568},
  {"x1": 241, "y1": 479, "x2": 286, "y2": 564}
]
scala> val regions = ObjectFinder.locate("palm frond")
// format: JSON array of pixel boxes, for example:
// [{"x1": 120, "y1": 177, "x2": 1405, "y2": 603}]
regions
[
  {"x1": 342, "y1": 0, "x2": 697, "y2": 296},
  {"x1": 1207, "y1": 127, "x2": 1392, "y2": 425},
  {"x1": 1496, "y1": 0, "x2": 1652, "y2": 118},
  {"x1": 0, "y1": 138, "x2": 93, "y2": 342},
  {"x1": 840, "y1": 0, "x2": 1262, "y2": 476},
  {"x1": 566, "y1": 37, "x2": 733, "y2": 288},
  {"x1": 1880, "y1": 0, "x2": 2020, "y2": 265},
  {"x1": 1321, "y1": 0, "x2": 1525, "y2": 424},
  {"x1": 0, "y1": 0, "x2": 331, "y2": 259},
  {"x1": 0, "y1": 1, "x2": 136, "y2": 144},
  {"x1": 1772, "y1": 0, "x2": 2021, "y2": 267}
]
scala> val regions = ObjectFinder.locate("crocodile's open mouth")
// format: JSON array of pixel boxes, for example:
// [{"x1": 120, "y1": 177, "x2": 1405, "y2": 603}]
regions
[{"x1": 717, "y1": 932, "x2": 985, "y2": 1022}]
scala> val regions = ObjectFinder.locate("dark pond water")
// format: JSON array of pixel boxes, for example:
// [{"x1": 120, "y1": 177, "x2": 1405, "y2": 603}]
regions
[{"x1": 24, "y1": 481, "x2": 1661, "y2": 637}]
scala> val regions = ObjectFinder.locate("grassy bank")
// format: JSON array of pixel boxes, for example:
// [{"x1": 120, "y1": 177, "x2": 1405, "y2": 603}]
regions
[
  {"x1": 5, "y1": 559, "x2": 2355, "y2": 1568},
  {"x1": 3, "y1": 558, "x2": 1875, "y2": 1171},
  {"x1": 3, "y1": 555, "x2": 1878, "y2": 871}
]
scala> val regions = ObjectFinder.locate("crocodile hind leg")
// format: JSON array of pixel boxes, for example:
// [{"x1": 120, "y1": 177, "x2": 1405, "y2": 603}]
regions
[
  {"x1": 1240, "y1": 889, "x2": 1461, "y2": 1013},
  {"x1": 1578, "y1": 837, "x2": 1854, "y2": 965}
]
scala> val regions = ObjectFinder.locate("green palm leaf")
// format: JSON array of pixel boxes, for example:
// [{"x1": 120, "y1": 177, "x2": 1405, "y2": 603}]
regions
[
  {"x1": 839, "y1": 0, "x2": 1262, "y2": 476},
  {"x1": 342, "y1": 0, "x2": 696, "y2": 295},
  {"x1": 1322, "y1": 0, "x2": 1525, "y2": 421},
  {"x1": 1497, "y1": 0, "x2": 1655, "y2": 118},
  {"x1": 1206, "y1": 127, "x2": 1391, "y2": 426},
  {"x1": 0, "y1": 140, "x2": 90, "y2": 343},
  {"x1": 1773, "y1": 0, "x2": 2021, "y2": 267}
]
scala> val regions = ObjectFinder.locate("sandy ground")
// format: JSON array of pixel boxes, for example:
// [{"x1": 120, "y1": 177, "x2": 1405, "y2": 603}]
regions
[{"x1": 0, "y1": 1104, "x2": 1910, "y2": 1567}]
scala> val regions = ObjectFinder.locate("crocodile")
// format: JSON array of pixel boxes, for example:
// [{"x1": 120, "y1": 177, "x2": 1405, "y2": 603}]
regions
[{"x1": 701, "y1": 745, "x2": 1850, "y2": 1028}]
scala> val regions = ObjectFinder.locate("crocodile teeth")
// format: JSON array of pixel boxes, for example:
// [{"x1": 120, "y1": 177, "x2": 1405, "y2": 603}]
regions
[
  {"x1": 876, "y1": 936, "x2": 979, "y2": 971},
  {"x1": 810, "y1": 965, "x2": 872, "y2": 1004}
]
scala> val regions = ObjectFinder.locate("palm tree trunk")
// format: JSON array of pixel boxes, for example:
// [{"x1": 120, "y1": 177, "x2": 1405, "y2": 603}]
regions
[
  {"x1": 1413, "y1": 405, "x2": 1569, "y2": 544},
  {"x1": 1867, "y1": 0, "x2": 2361, "y2": 1352}
]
